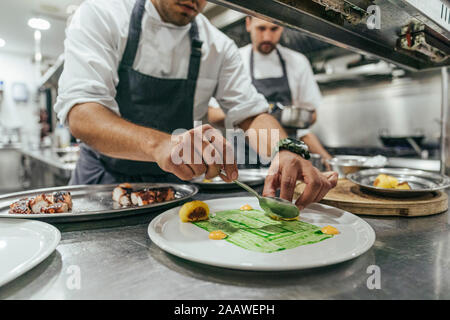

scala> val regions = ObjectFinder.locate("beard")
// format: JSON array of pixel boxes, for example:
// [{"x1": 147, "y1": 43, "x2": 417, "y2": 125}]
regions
[{"x1": 257, "y1": 41, "x2": 276, "y2": 55}]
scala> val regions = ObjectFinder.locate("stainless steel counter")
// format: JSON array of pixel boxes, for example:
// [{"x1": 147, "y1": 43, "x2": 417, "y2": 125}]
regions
[
  {"x1": 18, "y1": 146, "x2": 77, "y2": 190},
  {"x1": 0, "y1": 144, "x2": 22, "y2": 193},
  {"x1": 20, "y1": 147, "x2": 76, "y2": 178},
  {"x1": 0, "y1": 185, "x2": 449, "y2": 300}
]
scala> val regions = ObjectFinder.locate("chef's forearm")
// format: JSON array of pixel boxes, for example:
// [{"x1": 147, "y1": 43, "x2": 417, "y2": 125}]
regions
[
  {"x1": 238, "y1": 113, "x2": 288, "y2": 158},
  {"x1": 301, "y1": 133, "x2": 332, "y2": 160},
  {"x1": 67, "y1": 102, "x2": 168, "y2": 162}
]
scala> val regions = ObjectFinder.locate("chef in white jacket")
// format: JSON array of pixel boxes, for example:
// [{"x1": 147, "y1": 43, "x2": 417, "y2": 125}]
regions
[
  {"x1": 209, "y1": 16, "x2": 332, "y2": 166},
  {"x1": 55, "y1": 0, "x2": 337, "y2": 210}
]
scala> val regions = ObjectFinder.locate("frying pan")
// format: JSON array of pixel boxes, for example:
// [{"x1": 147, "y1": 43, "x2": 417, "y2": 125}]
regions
[{"x1": 379, "y1": 129, "x2": 425, "y2": 148}]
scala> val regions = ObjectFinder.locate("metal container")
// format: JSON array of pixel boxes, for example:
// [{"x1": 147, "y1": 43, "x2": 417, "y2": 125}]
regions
[
  {"x1": 327, "y1": 155, "x2": 387, "y2": 178},
  {"x1": 0, "y1": 183, "x2": 199, "y2": 223},
  {"x1": 347, "y1": 168, "x2": 450, "y2": 197},
  {"x1": 279, "y1": 103, "x2": 315, "y2": 129}
]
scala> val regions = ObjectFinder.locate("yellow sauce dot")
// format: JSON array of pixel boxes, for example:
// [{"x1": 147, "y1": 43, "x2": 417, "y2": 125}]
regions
[
  {"x1": 209, "y1": 230, "x2": 227, "y2": 240},
  {"x1": 202, "y1": 179, "x2": 213, "y2": 183},
  {"x1": 321, "y1": 225, "x2": 339, "y2": 235},
  {"x1": 240, "y1": 204, "x2": 253, "y2": 211}
]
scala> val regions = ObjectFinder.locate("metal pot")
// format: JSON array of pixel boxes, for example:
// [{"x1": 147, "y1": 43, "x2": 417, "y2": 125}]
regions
[{"x1": 278, "y1": 103, "x2": 315, "y2": 129}]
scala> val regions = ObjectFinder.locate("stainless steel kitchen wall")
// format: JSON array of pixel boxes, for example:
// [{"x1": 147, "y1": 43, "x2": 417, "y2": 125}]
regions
[{"x1": 312, "y1": 70, "x2": 446, "y2": 148}]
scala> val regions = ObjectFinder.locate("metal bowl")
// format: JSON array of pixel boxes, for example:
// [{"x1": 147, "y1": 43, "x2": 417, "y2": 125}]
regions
[
  {"x1": 327, "y1": 155, "x2": 386, "y2": 178},
  {"x1": 347, "y1": 168, "x2": 450, "y2": 197},
  {"x1": 279, "y1": 103, "x2": 315, "y2": 129}
]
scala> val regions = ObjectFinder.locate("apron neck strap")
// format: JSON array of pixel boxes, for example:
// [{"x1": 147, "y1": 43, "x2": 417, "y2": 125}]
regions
[
  {"x1": 250, "y1": 47, "x2": 288, "y2": 80},
  {"x1": 187, "y1": 20, "x2": 203, "y2": 80},
  {"x1": 121, "y1": 0, "x2": 146, "y2": 68},
  {"x1": 121, "y1": 0, "x2": 203, "y2": 80}
]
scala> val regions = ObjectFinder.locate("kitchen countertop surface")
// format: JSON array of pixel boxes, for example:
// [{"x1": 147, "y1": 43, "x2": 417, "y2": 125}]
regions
[
  {"x1": 0, "y1": 185, "x2": 449, "y2": 300},
  {"x1": 20, "y1": 146, "x2": 77, "y2": 173}
]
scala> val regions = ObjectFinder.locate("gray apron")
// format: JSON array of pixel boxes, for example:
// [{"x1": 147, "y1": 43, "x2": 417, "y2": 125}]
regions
[
  {"x1": 243, "y1": 48, "x2": 293, "y2": 167},
  {"x1": 250, "y1": 47, "x2": 293, "y2": 120},
  {"x1": 70, "y1": 0, "x2": 203, "y2": 185}
]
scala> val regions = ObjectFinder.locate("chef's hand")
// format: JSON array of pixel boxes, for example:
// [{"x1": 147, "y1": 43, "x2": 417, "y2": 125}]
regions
[
  {"x1": 154, "y1": 124, "x2": 238, "y2": 182},
  {"x1": 263, "y1": 150, "x2": 338, "y2": 210}
]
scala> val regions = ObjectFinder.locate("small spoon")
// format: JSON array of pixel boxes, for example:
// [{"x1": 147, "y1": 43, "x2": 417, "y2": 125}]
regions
[{"x1": 232, "y1": 178, "x2": 300, "y2": 220}]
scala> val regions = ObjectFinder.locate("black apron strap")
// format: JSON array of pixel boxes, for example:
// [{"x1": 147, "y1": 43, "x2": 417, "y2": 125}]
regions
[
  {"x1": 250, "y1": 48, "x2": 256, "y2": 81},
  {"x1": 121, "y1": 0, "x2": 146, "y2": 68},
  {"x1": 188, "y1": 21, "x2": 203, "y2": 81},
  {"x1": 72, "y1": 1, "x2": 204, "y2": 183},
  {"x1": 275, "y1": 48, "x2": 288, "y2": 80},
  {"x1": 121, "y1": 0, "x2": 202, "y2": 79}
]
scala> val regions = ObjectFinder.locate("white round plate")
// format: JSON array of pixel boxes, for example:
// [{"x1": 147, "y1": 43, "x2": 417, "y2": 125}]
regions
[
  {"x1": 0, "y1": 219, "x2": 61, "y2": 287},
  {"x1": 148, "y1": 197, "x2": 376, "y2": 271}
]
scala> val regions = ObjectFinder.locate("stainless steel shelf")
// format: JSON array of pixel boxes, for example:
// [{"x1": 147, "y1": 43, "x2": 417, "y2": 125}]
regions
[{"x1": 209, "y1": 0, "x2": 450, "y2": 71}]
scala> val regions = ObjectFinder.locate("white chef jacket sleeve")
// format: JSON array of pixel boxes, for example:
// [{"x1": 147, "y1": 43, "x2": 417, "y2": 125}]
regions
[
  {"x1": 54, "y1": 0, "x2": 121, "y2": 125},
  {"x1": 208, "y1": 97, "x2": 220, "y2": 108},
  {"x1": 214, "y1": 41, "x2": 269, "y2": 129},
  {"x1": 296, "y1": 55, "x2": 322, "y2": 110}
]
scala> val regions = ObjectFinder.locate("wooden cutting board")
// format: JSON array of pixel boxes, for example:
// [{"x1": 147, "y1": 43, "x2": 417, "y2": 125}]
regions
[{"x1": 294, "y1": 178, "x2": 448, "y2": 217}]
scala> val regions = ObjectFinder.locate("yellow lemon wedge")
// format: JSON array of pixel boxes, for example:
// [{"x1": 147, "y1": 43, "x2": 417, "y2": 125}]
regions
[{"x1": 373, "y1": 174, "x2": 398, "y2": 188}]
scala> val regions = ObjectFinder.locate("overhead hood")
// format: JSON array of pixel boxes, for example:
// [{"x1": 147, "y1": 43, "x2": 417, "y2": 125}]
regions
[{"x1": 208, "y1": 0, "x2": 450, "y2": 71}]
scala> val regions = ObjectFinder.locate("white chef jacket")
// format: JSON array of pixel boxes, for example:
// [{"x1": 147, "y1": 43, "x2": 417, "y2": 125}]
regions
[
  {"x1": 54, "y1": 0, "x2": 268, "y2": 130},
  {"x1": 210, "y1": 43, "x2": 322, "y2": 137}
]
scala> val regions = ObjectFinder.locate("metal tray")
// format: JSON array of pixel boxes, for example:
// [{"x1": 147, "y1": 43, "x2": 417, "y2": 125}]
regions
[
  {"x1": 0, "y1": 183, "x2": 198, "y2": 223},
  {"x1": 347, "y1": 168, "x2": 450, "y2": 197},
  {"x1": 190, "y1": 168, "x2": 268, "y2": 189}
]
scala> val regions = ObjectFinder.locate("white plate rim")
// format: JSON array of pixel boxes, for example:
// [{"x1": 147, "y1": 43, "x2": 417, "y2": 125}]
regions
[
  {"x1": 0, "y1": 218, "x2": 61, "y2": 287},
  {"x1": 148, "y1": 197, "x2": 376, "y2": 271}
]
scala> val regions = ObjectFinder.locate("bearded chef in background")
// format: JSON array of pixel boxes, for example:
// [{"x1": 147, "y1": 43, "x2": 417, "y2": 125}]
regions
[
  {"x1": 209, "y1": 16, "x2": 332, "y2": 168},
  {"x1": 55, "y1": 0, "x2": 337, "y2": 209}
]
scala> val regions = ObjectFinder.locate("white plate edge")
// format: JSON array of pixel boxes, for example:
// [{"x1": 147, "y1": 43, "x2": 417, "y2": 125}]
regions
[{"x1": 0, "y1": 219, "x2": 61, "y2": 287}]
